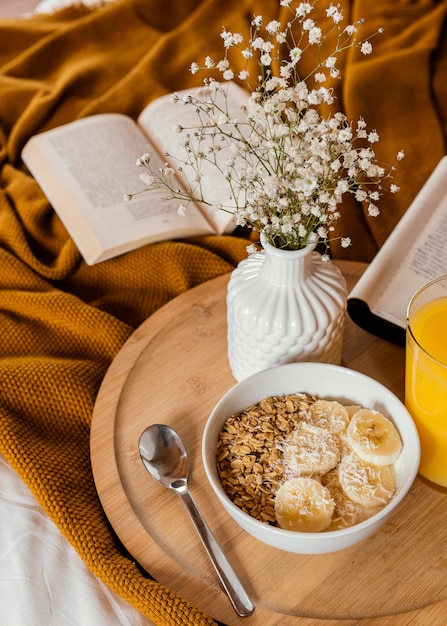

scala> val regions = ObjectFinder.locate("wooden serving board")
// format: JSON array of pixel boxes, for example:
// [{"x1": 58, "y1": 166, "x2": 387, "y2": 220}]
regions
[{"x1": 90, "y1": 262, "x2": 447, "y2": 626}]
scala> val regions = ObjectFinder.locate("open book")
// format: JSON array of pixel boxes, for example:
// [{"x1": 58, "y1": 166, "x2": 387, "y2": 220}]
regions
[
  {"x1": 347, "y1": 156, "x2": 447, "y2": 346},
  {"x1": 22, "y1": 82, "x2": 249, "y2": 265}
]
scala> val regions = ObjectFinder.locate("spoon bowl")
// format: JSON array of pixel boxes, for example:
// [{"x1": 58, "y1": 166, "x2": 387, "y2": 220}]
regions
[
  {"x1": 139, "y1": 423, "x2": 188, "y2": 489},
  {"x1": 138, "y1": 424, "x2": 254, "y2": 617}
]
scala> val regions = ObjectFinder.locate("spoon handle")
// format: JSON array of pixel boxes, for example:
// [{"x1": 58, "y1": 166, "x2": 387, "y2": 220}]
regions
[{"x1": 176, "y1": 486, "x2": 254, "y2": 617}]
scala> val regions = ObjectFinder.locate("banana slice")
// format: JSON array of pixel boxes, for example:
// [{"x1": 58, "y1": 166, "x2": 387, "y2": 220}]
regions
[
  {"x1": 345, "y1": 404, "x2": 362, "y2": 417},
  {"x1": 274, "y1": 477, "x2": 335, "y2": 532},
  {"x1": 338, "y1": 453, "x2": 395, "y2": 507},
  {"x1": 322, "y1": 469, "x2": 383, "y2": 530},
  {"x1": 309, "y1": 400, "x2": 351, "y2": 434},
  {"x1": 346, "y1": 409, "x2": 402, "y2": 466},
  {"x1": 282, "y1": 423, "x2": 340, "y2": 476}
]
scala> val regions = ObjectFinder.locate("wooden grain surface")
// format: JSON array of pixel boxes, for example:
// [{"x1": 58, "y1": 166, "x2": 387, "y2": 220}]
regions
[{"x1": 90, "y1": 261, "x2": 447, "y2": 626}]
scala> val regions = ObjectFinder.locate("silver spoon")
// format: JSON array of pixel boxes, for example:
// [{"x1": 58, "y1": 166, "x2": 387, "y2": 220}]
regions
[{"x1": 138, "y1": 423, "x2": 254, "y2": 617}]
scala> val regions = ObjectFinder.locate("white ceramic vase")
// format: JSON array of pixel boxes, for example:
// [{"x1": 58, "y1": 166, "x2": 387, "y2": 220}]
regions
[{"x1": 227, "y1": 236, "x2": 348, "y2": 382}]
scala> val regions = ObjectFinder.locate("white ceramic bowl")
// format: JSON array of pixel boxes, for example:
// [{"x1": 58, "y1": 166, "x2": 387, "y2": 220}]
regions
[{"x1": 202, "y1": 362, "x2": 420, "y2": 554}]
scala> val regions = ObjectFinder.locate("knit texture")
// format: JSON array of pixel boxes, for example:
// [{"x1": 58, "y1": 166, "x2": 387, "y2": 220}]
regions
[{"x1": 1, "y1": 1, "x2": 447, "y2": 624}]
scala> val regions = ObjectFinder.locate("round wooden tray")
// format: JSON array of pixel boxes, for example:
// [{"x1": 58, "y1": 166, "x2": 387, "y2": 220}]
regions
[{"x1": 91, "y1": 262, "x2": 447, "y2": 625}]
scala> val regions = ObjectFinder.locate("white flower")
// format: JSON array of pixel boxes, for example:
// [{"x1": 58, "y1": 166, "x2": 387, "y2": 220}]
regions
[
  {"x1": 252, "y1": 37, "x2": 265, "y2": 50},
  {"x1": 355, "y1": 189, "x2": 368, "y2": 202},
  {"x1": 260, "y1": 53, "x2": 272, "y2": 66},
  {"x1": 303, "y1": 178, "x2": 318, "y2": 196},
  {"x1": 336, "y1": 180, "x2": 349, "y2": 194},
  {"x1": 289, "y1": 47, "x2": 302, "y2": 64},
  {"x1": 280, "y1": 65, "x2": 292, "y2": 79},
  {"x1": 307, "y1": 90, "x2": 321, "y2": 105},
  {"x1": 308, "y1": 26, "x2": 322, "y2": 44},
  {"x1": 136, "y1": 153, "x2": 150, "y2": 167},
  {"x1": 344, "y1": 24, "x2": 357, "y2": 36},
  {"x1": 262, "y1": 41, "x2": 275, "y2": 53},
  {"x1": 326, "y1": 5, "x2": 343, "y2": 24},
  {"x1": 129, "y1": 0, "x2": 402, "y2": 254},
  {"x1": 319, "y1": 88, "x2": 334, "y2": 104},
  {"x1": 297, "y1": 3, "x2": 313, "y2": 18},
  {"x1": 338, "y1": 127, "x2": 352, "y2": 142},
  {"x1": 276, "y1": 31, "x2": 287, "y2": 44},
  {"x1": 139, "y1": 173, "x2": 154, "y2": 186},
  {"x1": 177, "y1": 204, "x2": 187, "y2": 216},
  {"x1": 266, "y1": 20, "x2": 281, "y2": 34},
  {"x1": 302, "y1": 18, "x2": 315, "y2": 31},
  {"x1": 221, "y1": 30, "x2": 243, "y2": 48},
  {"x1": 160, "y1": 165, "x2": 174, "y2": 178},
  {"x1": 330, "y1": 158, "x2": 341, "y2": 172},
  {"x1": 265, "y1": 76, "x2": 281, "y2": 91},
  {"x1": 274, "y1": 124, "x2": 290, "y2": 138},
  {"x1": 217, "y1": 59, "x2": 230, "y2": 72},
  {"x1": 246, "y1": 243, "x2": 259, "y2": 255}
]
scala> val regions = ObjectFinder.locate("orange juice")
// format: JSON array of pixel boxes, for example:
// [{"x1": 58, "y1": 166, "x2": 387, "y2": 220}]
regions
[{"x1": 406, "y1": 295, "x2": 447, "y2": 487}]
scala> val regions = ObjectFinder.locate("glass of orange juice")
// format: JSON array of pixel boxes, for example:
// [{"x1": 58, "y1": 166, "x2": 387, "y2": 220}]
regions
[{"x1": 406, "y1": 275, "x2": 447, "y2": 487}]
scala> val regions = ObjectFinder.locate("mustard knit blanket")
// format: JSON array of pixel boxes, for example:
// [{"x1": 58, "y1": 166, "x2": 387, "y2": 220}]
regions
[{"x1": 0, "y1": 1, "x2": 446, "y2": 624}]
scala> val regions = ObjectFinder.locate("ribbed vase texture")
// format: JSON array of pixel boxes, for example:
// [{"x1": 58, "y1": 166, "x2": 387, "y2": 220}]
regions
[{"x1": 227, "y1": 238, "x2": 348, "y2": 382}]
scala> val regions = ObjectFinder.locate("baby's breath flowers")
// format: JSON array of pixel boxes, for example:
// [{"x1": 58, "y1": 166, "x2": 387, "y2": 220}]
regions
[{"x1": 127, "y1": 0, "x2": 403, "y2": 253}]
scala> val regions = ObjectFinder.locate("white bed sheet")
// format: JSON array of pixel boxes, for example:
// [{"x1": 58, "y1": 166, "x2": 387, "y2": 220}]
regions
[
  {"x1": 0, "y1": 454, "x2": 154, "y2": 626},
  {"x1": 0, "y1": 2, "x2": 155, "y2": 624},
  {"x1": 35, "y1": 0, "x2": 114, "y2": 13}
]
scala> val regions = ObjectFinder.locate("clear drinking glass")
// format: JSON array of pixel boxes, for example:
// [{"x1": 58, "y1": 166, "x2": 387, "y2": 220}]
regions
[{"x1": 405, "y1": 275, "x2": 447, "y2": 487}]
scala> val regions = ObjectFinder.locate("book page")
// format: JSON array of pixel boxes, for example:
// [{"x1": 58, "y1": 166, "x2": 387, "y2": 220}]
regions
[
  {"x1": 137, "y1": 81, "x2": 250, "y2": 234},
  {"x1": 372, "y1": 201, "x2": 447, "y2": 327},
  {"x1": 22, "y1": 114, "x2": 214, "y2": 264},
  {"x1": 348, "y1": 156, "x2": 447, "y2": 329}
]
